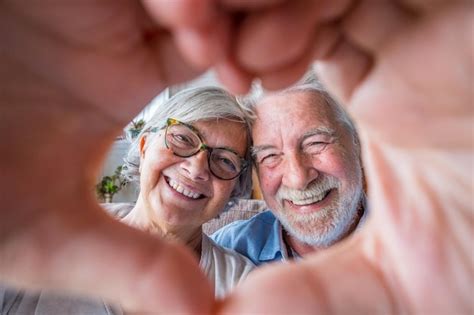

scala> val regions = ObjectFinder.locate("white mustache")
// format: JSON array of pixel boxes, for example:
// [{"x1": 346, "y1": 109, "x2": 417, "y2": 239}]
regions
[{"x1": 276, "y1": 175, "x2": 339, "y2": 205}]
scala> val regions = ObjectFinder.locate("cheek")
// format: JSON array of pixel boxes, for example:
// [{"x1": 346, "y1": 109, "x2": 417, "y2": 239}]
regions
[
  {"x1": 257, "y1": 167, "x2": 280, "y2": 195},
  {"x1": 208, "y1": 179, "x2": 238, "y2": 214},
  {"x1": 213, "y1": 181, "x2": 235, "y2": 202},
  {"x1": 141, "y1": 148, "x2": 178, "y2": 186},
  {"x1": 319, "y1": 150, "x2": 359, "y2": 183}
]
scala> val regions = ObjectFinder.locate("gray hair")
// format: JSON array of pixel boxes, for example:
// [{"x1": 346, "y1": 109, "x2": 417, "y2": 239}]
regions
[
  {"x1": 123, "y1": 86, "x2": 254, "y2": 201},
  {"x1": 241, "y1": 70, "x2": 361, "y2": 157}
]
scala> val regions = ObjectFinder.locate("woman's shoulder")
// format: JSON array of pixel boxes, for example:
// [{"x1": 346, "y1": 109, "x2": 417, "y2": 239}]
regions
[
  {"x1": 200, "y1": 234, "x2": 255, "y2": 298},
  {"x1": 203, "y1": 234, "x2": 255, "y2": 269}
]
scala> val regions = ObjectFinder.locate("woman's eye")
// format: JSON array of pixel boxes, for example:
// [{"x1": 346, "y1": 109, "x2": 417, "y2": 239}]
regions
[
  {"x1": 219, "y1": 157, "x2": 237, "y2": 171},
  {"x1": 174, "y1": 134, "x2": 188, "y2": 142},
  {"x1": 173, "y1": 134, "x2": 193, "y2": 145}
]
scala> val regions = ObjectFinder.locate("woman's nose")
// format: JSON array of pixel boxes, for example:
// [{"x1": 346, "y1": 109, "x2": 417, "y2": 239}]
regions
[{"x1": 180, "y1": 151, "x2": 210, "y2": 181}]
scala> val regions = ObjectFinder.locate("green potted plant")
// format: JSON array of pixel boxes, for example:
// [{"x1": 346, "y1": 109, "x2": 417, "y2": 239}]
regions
[
  {"x1": 128, "y1": 119, "x2": 146, "y2": 139},
  {"x1": 96, "y1": 165, "x2": 128, "y2": 203}
]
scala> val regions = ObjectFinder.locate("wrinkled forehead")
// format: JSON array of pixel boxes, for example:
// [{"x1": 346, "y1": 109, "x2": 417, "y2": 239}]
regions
[{"x1": 252, "y1": 91, "x2": 340, "y2": 143}]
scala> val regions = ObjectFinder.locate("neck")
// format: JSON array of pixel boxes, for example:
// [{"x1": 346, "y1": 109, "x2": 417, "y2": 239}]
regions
[
  {"x1": 285, "y1": 201, "x2": 365, "y2": 257},
  {"x1": 123, "y1": 201, "x2": 203, "y2": 257},
  {"x1": 283, "y1": 231, "x2": 322, "y2": 257}
]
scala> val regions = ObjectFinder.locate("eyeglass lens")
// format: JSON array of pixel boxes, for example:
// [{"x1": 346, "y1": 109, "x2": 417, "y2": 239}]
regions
[{"x1": 165, "y1": 123, "x2": 243, "y2": 179}]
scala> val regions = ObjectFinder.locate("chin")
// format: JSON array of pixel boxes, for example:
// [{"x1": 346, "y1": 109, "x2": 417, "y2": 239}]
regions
[
  {"x1": 278, "y1": 204, "x2": 359, "y2": 247},
  {"x1": 287, "y1": 223, "x2": 347, "y2": 247}
]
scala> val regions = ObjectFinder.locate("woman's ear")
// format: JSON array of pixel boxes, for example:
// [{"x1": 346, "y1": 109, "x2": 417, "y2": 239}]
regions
[
  {"x1": 138, "y1": 135, "x2": 148, "y2": 174},
  {"x1": 139, "y1": 135, "x2": 147, "y2": 158}
]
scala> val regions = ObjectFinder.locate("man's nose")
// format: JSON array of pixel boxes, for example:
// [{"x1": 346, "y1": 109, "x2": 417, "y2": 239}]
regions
[
  {"x1": 181, "y1": 151, "x2": 210, "y2": 181},
  {"x1": 281, "y1": 153, "x2": 318, "y2": 190}
]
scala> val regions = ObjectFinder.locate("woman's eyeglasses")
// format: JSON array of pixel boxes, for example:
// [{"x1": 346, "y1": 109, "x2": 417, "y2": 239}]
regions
[{"x1": 160, "y1": 118, "x2": 248, "y2": 180}]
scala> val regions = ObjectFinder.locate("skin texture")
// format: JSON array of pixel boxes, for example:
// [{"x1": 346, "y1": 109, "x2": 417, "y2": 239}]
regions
[{"x1": 0, "y1": 0, "x2": 472, "y2": 314}]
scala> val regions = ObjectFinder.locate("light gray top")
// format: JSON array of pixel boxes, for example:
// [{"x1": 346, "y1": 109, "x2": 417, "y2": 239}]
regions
[{"x1": 0, "y1": 234, "x2": 254, "y2": 314}]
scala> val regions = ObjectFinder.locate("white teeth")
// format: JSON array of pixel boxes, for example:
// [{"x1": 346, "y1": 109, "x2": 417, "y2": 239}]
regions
[
  {"x1": 168, "y1": 179, "x2": 202, "y2": 199},
  {"x1": 290, "y1": 191, "x2": 328, "y2": 206}
]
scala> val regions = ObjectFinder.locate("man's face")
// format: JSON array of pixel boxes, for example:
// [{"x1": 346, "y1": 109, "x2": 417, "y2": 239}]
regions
[{"x1": 252, "y1": 91, "x2": 363, "y2": 247}]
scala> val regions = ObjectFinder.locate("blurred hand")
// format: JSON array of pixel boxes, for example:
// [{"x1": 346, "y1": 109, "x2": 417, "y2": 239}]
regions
[
  {"x1": 1, "y1": 0, "x2": 472, "y2": 314},
  {"x1": 210, "y1": 0, "x2": 473, "y2": 314},
  {"x1": 0, "y1": 0, "x2": 224, "y2": 313}
]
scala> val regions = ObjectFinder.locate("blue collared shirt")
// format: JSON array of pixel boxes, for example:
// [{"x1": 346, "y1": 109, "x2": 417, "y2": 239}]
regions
[
  {"x1": 211, "y1": 210, "x2": 289, "y2": 266},
  {"x1": 211, "y1": 205, "x2": 368, "y2": 266}
]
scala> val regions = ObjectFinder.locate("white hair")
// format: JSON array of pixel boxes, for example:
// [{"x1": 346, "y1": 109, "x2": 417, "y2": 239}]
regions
[
  {"x1": 241, "y1": 69, "x2": 365, "y2": 246},
  {"x1": 241, "y1": 70, "x2": 361, "y2": 158},
  {"x1": 123, "y1": 86, "x2": 255, "y2": 202}
]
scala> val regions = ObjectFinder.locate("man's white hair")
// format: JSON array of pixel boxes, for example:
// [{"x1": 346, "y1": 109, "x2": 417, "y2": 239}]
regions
[
  {"x1": 241, "y1": 69, "x2": 361, "y2": 158},
  {"x1": 242, "y1": 68, "x2": 365, "y2": 247}
]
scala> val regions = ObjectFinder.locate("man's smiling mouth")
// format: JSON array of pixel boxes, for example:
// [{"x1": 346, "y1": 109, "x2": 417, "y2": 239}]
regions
[{"x1": 286, "y1": 189, "x2": 332, "y2": 206}]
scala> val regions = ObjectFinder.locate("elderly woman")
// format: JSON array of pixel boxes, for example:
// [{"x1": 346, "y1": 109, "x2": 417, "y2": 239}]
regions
[
  {"x1": 0, "y1": 86, "x2": 255, "y2": 314},
  {"x1": 121, "y1": 86, "x2": 255, "y2": 297}
]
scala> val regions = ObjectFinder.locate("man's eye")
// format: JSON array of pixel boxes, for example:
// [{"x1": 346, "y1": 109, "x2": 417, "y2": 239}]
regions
[
  {"x1": 305, "y1": 142, "x2": 328, "y2": 154},
  {"x1": 308, "y1": 141, "x2": 325, "y2": 146},
  {"x1": 259, "y1": 153, "x2": 281, "y2": 166}
]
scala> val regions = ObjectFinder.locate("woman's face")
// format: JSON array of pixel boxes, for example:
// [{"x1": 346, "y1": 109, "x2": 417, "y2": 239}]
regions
[{"x1": 138, "y1": 119, "x2": 248, "y2": 231}]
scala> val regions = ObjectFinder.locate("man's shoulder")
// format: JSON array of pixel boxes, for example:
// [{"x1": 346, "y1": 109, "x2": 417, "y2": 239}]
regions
[
  {"x1": 211, "y1": 210, "x2": 282, "y2": 265},
  {"x1": 212, "y1": 210, "x2": 278, "y2": 239}
]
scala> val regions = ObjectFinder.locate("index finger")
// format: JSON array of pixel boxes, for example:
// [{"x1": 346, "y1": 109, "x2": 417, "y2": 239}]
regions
[{"x1": 141, "y1": 0, "x2": 218, "y2": 29}]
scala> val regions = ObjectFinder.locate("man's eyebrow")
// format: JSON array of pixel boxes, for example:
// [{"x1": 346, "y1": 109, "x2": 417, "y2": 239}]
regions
[
  {"x1": 301, "y1": 127, "x2": 337, "y2": 141},
  {"x1": 250, "y1": 145, "x2": 276, "y2": 157},
  {"x1": 250, "y1": 128, "x2": 337, "y2": 157}
]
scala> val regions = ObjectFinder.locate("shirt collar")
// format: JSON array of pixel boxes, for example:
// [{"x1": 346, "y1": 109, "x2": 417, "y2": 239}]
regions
[
  {"x1": 258, "y1": 199, "x2": 368, "y2": 262},
  {"x1": 258, "y1": 213, "x2": 286, "y2": 262}
]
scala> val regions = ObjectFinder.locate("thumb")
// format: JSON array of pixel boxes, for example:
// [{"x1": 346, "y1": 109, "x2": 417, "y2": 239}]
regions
[{"x1": 1, "y1": 206, "x2": 214, "y2": 314}]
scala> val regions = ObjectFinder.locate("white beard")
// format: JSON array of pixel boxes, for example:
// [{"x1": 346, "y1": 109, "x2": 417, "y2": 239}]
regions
[{"x1": 274, "y1": 172, "x2": 364, "y2": 247}]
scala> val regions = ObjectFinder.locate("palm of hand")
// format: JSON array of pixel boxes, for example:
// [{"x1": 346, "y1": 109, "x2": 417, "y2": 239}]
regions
[
  {"x1": 1, "y1": 0, "x2": 212, "y2": 313},
  {"x1": 3, "y1": 0, "x2": 204, "y2": 121},
  {"x1": 216, "y1": 1, "x2": 472, "y2": 314}
]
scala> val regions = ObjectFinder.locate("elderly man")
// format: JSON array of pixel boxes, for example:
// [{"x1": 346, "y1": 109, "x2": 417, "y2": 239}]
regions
[{"x1": 212, "y1": 77, "x2": 366, "y2": 265}]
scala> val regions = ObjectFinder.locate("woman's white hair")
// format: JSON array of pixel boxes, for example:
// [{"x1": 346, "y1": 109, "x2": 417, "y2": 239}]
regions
[{"x1": 123, "y1": 86, "x2": 255, "y2": 202}]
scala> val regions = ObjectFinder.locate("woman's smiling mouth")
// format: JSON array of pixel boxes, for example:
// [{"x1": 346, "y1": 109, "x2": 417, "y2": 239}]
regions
[{"x1": 165, "y1": 177, "x2": 205, "y2": 200}]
